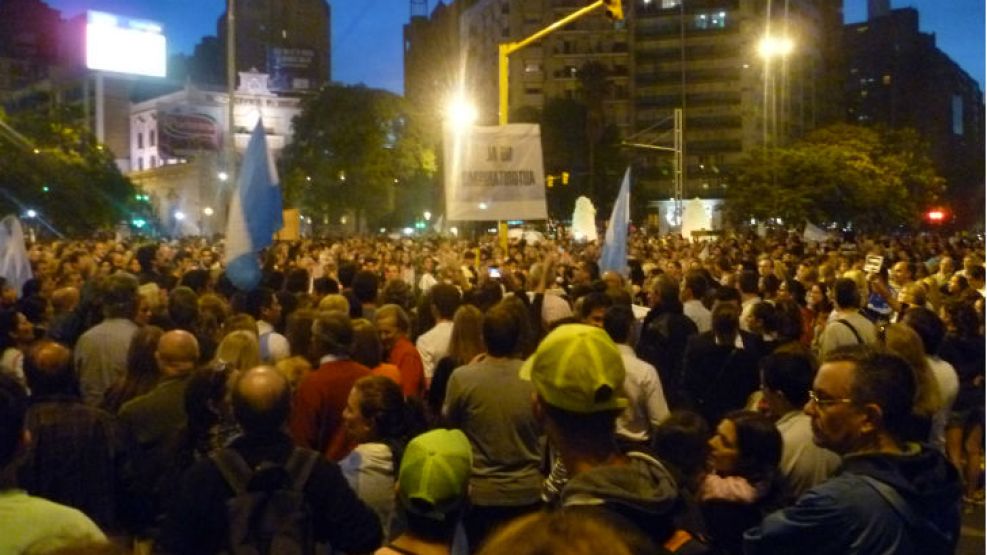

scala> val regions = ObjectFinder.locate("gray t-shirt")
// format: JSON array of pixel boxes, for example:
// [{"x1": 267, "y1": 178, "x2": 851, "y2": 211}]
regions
[
  {"x1": 818, "y1": 311, "x2": 878, "y2": 357},
  {"x1": 443, "y1": 357, "x2": 543, "y2": 506}
]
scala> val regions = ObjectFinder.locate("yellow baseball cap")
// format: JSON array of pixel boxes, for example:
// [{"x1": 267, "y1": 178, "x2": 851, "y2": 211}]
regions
[{"x1": 519, "y1": 323, "x2": 628, "y2": 413}]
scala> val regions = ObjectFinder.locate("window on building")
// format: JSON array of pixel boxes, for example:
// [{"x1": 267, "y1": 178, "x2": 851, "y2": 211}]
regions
[
  {"x1": 149, "y1": 130, "x2": 156, "y2": 146},
  {"x1": 525, "y1": 62, "x2": 542, "y2": 73},
  {"x1": 137, "y1": 158, "x2": 144, "y2": 171},
  {"x1": 694, "y1": 11, "x2": 727, "y2": 29},
  {"x1": 661, "y1": 0, "x2": 681, "y2": 7},
  {"x1": 952, "y1": 95, "x2": 964, "y2": 135},
  {"x1": 137, "y1": 132, "x2": 143, "y2": 149},
  {"x1": 150, "y1": 155, "x2": 157, "y2": 168},
  {"x1": 882, "y1": 75, "x2": 891, "y2": 85}
]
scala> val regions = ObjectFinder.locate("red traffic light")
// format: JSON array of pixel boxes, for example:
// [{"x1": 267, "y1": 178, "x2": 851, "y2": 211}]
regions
[{"x1": 925, "y1": 208, "x2": 948, "y2": 224}]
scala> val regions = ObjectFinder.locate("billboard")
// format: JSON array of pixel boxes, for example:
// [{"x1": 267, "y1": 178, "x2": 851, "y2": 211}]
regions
[
  {"x1": 86, "y1": 11, "x2": 166, "y2": 78},
  {"x1": 267, "y1": 46, "x2": 317, "y2": 92},
  {"x1": 157, "y1": 104, "x2": 224, "y2": 158},
  {"x1": 443, "y1": 124, "x2": 548, "y2": 221}
]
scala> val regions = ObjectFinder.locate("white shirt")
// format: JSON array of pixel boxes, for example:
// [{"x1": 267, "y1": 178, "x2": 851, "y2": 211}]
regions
[
  {"x1": 739, "y1": 296, "x2": 761, "y2": 332},
  {"x1": 683, "y1": 299, "x2": 712, "y2": 333},
  {"x1": 615, "y1": 344, "x2": 670, "y2": 443},
  {"x1": 927, "y1": 356, "x2": 959, "y2": 453},
  {"x1": 257, "y1": 320, "x2": 290, "y2": 363},
  {"x1": 527, "y1": 289, "x2": 573, "y2": 326},
  {"x1": 776, "y1": 411, "x2": 840, "y2": 497},
  {"x1": 416, "y1": 321, "x2": 454, "y2": 380}
]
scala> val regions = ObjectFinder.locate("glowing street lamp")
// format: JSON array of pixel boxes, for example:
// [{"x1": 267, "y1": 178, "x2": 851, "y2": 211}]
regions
[
  {"x1": 217, "y1": 171, "x2": 229, "y2": 182},
  {"x1": 423, "y1": 210, "x2": 432, "y2": 221},
  {"x1": 446, "y1": 95, "x2": 477, "y2": 131},
  {"x1": 202, "y1": 207, "x2": 215, "y2": 216},
  {"x1": 758, "y1": 35, "x2": 794, "y2": 59}
]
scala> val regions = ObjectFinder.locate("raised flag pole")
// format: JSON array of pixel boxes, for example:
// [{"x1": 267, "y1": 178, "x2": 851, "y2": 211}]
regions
[{"x1": 225, "y1": 0, "x2": 237, "y2": 205}]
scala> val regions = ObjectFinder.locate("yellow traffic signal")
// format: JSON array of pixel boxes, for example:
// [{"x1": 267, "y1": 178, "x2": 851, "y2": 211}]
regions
[
  {"x1": 603, "y1": 0, "x2": 623, "y2": 21},
  {"x1": 547, "y1": 175, "x2": 555, "y2": 188},
  {"x1": 561, "y1": 171, "x2": 570, "y2": 185}
]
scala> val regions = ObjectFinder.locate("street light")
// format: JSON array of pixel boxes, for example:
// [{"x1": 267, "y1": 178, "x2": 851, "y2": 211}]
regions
[
  {"x1": 423, "y1": 210, "x2": 432, "y2": 221},
  {"x1": 203, "y1": 207, "x2": 214, "y2": 216},
  {"x1": 758, "y1": 35, "x2": 794, "y2": 59},
  {"x1": 446, "y1": 95, "x2": 477, "y2": 131},
  {"x1": 174, "y1": 211, "x2": 186, "y2": 221},
  {"x1": 218, "y1": 171, "x2": 229, "y2": 182}
]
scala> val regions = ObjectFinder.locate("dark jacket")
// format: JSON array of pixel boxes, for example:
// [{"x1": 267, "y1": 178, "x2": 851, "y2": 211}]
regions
[
  {"x1": 743, "y1": 444, "x2": 962, "y2": 555},
  {"x1": 158, "y1": 431, "x2": 382, "y2": 554},
  {"x1": 681, "y1": 331, "x2": 763, "y2": 426},
  {"x1": 636, "y1": 307, "x2": 698, "y2": 408}
]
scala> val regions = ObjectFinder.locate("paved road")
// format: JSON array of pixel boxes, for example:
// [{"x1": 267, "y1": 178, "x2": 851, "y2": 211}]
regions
[{"x1": 958, "y1": 503, "x2": 984, "y2": 554}]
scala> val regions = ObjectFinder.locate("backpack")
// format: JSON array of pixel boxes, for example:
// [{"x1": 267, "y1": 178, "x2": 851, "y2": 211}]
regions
[{"x1": 211, "y1": 447, "x2": 320, "y2": 555}]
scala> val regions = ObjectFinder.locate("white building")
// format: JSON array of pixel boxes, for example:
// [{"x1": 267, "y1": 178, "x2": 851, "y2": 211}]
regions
[{"x1": 127, "y1": 70, "x2": 302, "y2": 235}]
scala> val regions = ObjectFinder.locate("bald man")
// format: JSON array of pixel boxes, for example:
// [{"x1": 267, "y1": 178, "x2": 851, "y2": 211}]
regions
[
  {"x1": 118, "y1": 330, "x2": 199, "y2": 450},
  {"x1": 160, "y1": 366, "x2": 382, "y2": 554}
]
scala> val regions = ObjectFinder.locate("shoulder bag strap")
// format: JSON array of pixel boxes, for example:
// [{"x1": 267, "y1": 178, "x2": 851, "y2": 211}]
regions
[
  {"x1": 211, "y1": 448, "x2": 254, "y2": 495},
  {"x1": 836, "y1": 319, "x2": 864, "y2": 344},
  {"x1": 283, "y1": 447, "x2": 320, "y2": 492}
]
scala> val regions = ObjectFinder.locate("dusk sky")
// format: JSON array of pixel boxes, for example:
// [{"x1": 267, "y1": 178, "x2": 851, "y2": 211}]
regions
[{"x1": 46, "y1": 0, "x2": 985, "y2": 95}]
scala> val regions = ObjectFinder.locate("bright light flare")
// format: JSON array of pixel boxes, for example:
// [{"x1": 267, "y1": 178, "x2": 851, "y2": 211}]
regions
[
  {"x1": 446, "y1": 95, "x2": 478, "y2": 130},
  {"x1": 758, "y1": 35, "x2": 794, "y2": 59}
]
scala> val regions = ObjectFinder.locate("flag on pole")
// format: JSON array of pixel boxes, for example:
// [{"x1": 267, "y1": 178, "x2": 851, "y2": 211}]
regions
[
  {"x1": 599, "y1": 167, "x2": 631, "y2": 276},
  {"x1": 224, "y1": 119, "x2": 283, "y2": 291},
  {"x1": 802, "y1": 220, "x2": 829, "y2": 243}
]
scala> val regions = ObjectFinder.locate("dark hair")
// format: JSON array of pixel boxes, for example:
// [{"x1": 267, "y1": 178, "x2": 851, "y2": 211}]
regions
[
  {"x1": 284, "y1": 268, "x2": 310, "y2": 294},
  {"x1": 652, "y1": 411, "x2": 710, "y2": 490},
  {"x1": 184, "y1": 364, "x2": 232, "y2": 451},
  {"x1": 712, "y1": 302, "x2": 740, "y2": 344},
  {"x1": 713, "y1": 286, "x2": 742, "y2": 305},
  {"x1": 168, "y1": 286, "x2": 200, "y2": 331},
  {"x1": 542, "y1": 401, "x2": 621, "y2": 452},
  {"x1": 902, "y1": 306, "x2": 946, "y2": 355},
  {"x1": 285, "y1": 309, "x2": 317, "y2": 365},
  {"x1": 311, "y1": 311, "x2": 354, "y2": 358},
  {"x1": 242, "y1": 288, "x2": 275, "y2": 320},
  {"x1": 749, "y1": 302, "x2": 777, "y2": 333},
  {"x1": 738, "y1": 270, "x2": 759, "y2": 295},
  {"x1": 833, "y1": 278, "x2": 860, "y2": 309},
  {"x1": 135, "y1": 244, "x2": 158, "y2": 273},
  {"x1": 0, "y1": 373, "x2": 28, "y2": 466},
  {"x1": 20, "y1": 278, "x2": 42, "y2": 299},
  {"x1": 723, "y1": 410, "x2": 783, "y2": 484},
  {"x1": 603, "y1": 305, "x2": 634, "y2": 344},
  {"x1": 683, "y1": 270, "x2": 708, "y2": 300},
  {"x1": 969, "y1": 265, "x2": 985, "y2": 282},
  {"x1": 653, "y1": 274, "x2": 683, "y2": 312},
  {"x1": 313, "y1": 276, "x2": 339, "y2": 297},
  {"x1": 823, "y1": 346, "x2": 917, "y2": 442},
  {"x1": 942, "y1": 299, "x2": 979, "y2": 339},
  {"x1": 761, "y1": 274, "x2": 781, "y2": 298},
  {"x1": 783, "y1": 279, "x2": 807, "y2": 308},
  {"x1": 101, "y1": 325, "x2": 164, "y2": 414},
  {"x1": 772, "y1": 299, "x2": 805, "y2": 344},
  {"x1": 352, "y1": 376, "x2": 424, "y2": 457},
  {"x1": 761, "y1": 349, "x2": 816, "y2": 407},
  {"x1": 102, "y1": 272, "x2": 139, "y2": 319},
  {"x1": 431, "y1": 283, "x2": 462, "y2": 320},
  {"x1": 352, "y1": 271, "x2": 379, "y2": 304},
  {"x1": 337, "y1": 261, "x2": 358, "y2": 288},
  {"x1": 0, "y1": 310, "x2": 23, "y2": 352},
  {"x1": 581, "y1": 260, "x2": 600, "y2": 281},
  {"x1": 179, "y1": 269, "x2": 211, "y2": 294},
  {"x1": 483, "y1": 303, "x2": 521, "y2": 358},
  {"x1": 579, "y1": 292, "x2": 613, "y2": 320}
]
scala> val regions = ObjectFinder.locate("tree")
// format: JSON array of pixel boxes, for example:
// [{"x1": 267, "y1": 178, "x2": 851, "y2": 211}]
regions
[
  {"x1": 0, "y1": 105, "x2": 138, "y2": 236},
  {"x1": 725, "y1": 124, "x2": 945, "y2": 231},
  {"x1": 281, "y1": 84, "x2": 436, "y2": 231}
]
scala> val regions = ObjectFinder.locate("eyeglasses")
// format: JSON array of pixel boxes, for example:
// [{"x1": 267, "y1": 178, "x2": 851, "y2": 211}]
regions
[{"x1": 807, "y1": 390, "x2": 854, "y2": 408}]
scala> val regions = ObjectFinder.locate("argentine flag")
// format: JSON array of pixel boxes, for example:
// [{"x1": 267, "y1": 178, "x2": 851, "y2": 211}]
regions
[
  {"x1": 599, "y1": 167, "x2": 631, "y2": 276},
  {"x1": 224, "y1": 119, "x2": 283, "y2": 291}
]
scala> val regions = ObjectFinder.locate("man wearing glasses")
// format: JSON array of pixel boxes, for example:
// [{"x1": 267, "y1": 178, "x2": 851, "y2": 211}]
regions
[{"x1": 744, "y1": 346, "x2": 962, "y2": 554}]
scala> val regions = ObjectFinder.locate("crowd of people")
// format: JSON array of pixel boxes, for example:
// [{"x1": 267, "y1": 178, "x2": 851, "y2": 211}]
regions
[{"x1": 0, "y1": 227, "x2": 983, "y2": 554}]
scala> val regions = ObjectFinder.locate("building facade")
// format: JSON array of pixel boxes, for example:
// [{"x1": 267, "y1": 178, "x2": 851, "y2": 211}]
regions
[
  {"x1": 128, "y1": 71, "x2": 301, "y2": 235},
  {"x1": 844, "y1": 6, "x2": 985, "y2": 225}
]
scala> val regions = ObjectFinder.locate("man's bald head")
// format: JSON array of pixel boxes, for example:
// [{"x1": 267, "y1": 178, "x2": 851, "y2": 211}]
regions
[
  {"x1": 51, "y1": 287, "x2": 80, "y2": 314},
  {"x1": 24, "y1": 341, "x2": 77, "y2": 396},
  {"x1": 232, "y1": 365, "x2": 291, "y2": 434},
  {"x1": 155, "y1": 330, "x2": 200, "y2": 377}
]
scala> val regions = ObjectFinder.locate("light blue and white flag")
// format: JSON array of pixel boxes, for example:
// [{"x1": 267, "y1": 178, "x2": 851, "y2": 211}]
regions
[
  {"x1": 0, "y1": 215, "x2": 32, "y2": 297},
  {"x1": 599, "y1": 167, "x2": 631, "y2": 276},
  {"x1": 224, "y1": 119, "x2": 283, "y2": 291}
]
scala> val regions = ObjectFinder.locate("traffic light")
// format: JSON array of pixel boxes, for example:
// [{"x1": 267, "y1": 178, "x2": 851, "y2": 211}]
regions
[
  {"x1": 547, "y1": 175, "x2": 555, "y2": 188},
  {"x1": 603, "y1": 0, "x2": 623, "y2": 21},
  {"x1": 561, "y1": 171, "x2": 570, "y2": 185}
]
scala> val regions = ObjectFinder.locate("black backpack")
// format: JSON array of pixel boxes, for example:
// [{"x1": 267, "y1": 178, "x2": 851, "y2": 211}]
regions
[{"x1": 211, "y1": 447, "x2": 320, "y2": 555}]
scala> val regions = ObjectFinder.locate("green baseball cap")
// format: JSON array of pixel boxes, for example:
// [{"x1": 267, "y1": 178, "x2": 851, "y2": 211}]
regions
[
  {"x1": 398, "y1": 429, "x2": 473, "y2": 521},
  {"x1": 519, "y1": 323, "x2": 628, "y2": 413}
]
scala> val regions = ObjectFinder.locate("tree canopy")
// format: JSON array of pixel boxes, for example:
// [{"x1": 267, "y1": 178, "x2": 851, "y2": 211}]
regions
[
  {"x1": 0, "y1": 106, "x2": 137, "y2": 236},
  {"x1": 725, "y1": 123, "x2": 945, "y2": 231},
  {"x1": 281, "y1": 84, "x2": 436, "y2": 231}
]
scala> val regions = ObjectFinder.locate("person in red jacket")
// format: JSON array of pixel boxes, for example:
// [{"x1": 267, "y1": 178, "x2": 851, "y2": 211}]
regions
[
  {"x1": 376, "y1": 304, "x2": 425, "y2": 399},
  {"x1": 289, "y1": 311, "x2": 370, "y2": 460}
]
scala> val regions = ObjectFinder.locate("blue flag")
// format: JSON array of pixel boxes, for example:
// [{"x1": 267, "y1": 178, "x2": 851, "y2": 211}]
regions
[
  {"x1": 599, "y1": 167, "x2": 631, "y2": 276},
  {"x1": 224, "y1": 119, "x2": 283, "y2": 291}
]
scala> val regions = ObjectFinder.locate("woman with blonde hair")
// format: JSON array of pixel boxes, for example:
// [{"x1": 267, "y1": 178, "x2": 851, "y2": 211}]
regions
[
  {"x1": 426, "y1": 305, "x2": 485, "y2": 423},
  {"x1": 213, "y1": 329, "x2": 261, "y2": 373},
  {"x1": 882, "y1": 322, "x2": 942, "y2": 442},
  {"x1": 318, "y1": 293, "x2": 351, "y2": 315}
]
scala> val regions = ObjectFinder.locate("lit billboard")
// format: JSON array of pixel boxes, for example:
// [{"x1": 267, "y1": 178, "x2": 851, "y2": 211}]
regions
[{"x1": 86, "y1": 11, "x2": 166, "y2": 78}]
